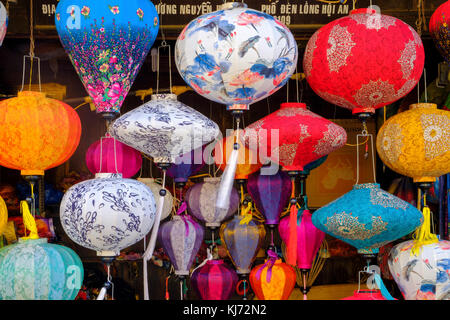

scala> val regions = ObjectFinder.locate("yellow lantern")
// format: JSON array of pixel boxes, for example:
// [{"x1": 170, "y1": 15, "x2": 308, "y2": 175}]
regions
[
  {"x1": 0, "y1": 196, "x2": 8, "y2": 236},
  {"x1": 376, "y1": 103, "x2": 450, "y2": 184}
]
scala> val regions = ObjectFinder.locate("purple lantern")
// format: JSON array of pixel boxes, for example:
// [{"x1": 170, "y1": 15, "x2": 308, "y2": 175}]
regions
[
  {"x1": 158, "y1": 207, "x2": 204, "y2": 277},
  {"x1": 165, "y1": 146, "x2": 205, "y2": 188},
  {"x1": 191, "y1": 259, "x2": 238, "y2": 300},
  {"x1": 247, "y1": 169, "x2": 292, "y2": 227},
  {"x1": 185, "y1": 177, "x2": 239, "y2": 229}
]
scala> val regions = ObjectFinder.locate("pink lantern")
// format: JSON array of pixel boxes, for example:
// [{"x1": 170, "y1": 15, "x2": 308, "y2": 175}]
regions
[{"x1": 85, "y1": 134, "x2": 142, "y2": 178}]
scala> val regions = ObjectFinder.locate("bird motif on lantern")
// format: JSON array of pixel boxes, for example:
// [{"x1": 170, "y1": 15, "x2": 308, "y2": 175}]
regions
[
  {"x1": 303, "y1": 7, "x2": 425, "y2": 119},
  {"x1": 55, "y1": 0, "x2": 159, "y2": 118}
]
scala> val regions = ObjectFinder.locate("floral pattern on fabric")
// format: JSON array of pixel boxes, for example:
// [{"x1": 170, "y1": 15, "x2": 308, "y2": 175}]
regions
[
  {"x1": 314, "y1": 123, "x2": 347, "y2": 156},
  {"x1": 327, "y1": 25, "x2": 356, "y2": 73},
  {"x1": 175, "y1": 3, "x2": 298, "y2": 110},
  {"x1": 380, "y1": 122, "x2": 404, "y2": 165},
  {"x1": 398, "y1": 40, "x2": 418, "y2": 80},
  {"x1": 55, "y1": 0, "x2": 159, "y2": 113},
  {"x1": 429, "y1": 1, "x2": 450, "y2": 63},
  {"x1": 420, "y1": 113, "x2": 450, "y2": 160},
  {"x1": 324, "y1": 212, "x2": 388, "y2": 240},
  {"x1": 350, "y1": 12, "x2": 397, "y2": 31},
  {"x1": 60, "y1": 177, "x2": 156, "y2": 254}
]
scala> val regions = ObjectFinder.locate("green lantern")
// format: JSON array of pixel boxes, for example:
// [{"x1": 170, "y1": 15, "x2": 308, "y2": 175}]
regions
[{"x1": 0, "y1": 238, "x2": 84, "y2": 300}]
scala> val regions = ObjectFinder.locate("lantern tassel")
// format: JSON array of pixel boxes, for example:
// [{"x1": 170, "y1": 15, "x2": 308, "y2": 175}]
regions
[
  {"x1": 411, "y1": 206, "x2": 439, "y2": 256},
  {"x1": 239, "y1": 202, "x2": 253, "y2": 225},
  {"x1": 286, "y1": 205, "x2": 298, "y2": 266},
  {"x1": 215, "y1": 145, "x2": 239, "y2": 219}
]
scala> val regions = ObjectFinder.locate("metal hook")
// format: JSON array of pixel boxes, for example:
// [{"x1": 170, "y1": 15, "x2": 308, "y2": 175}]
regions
[{"x1": 356, "y1": 133, "x2": 376, "y2": 185}]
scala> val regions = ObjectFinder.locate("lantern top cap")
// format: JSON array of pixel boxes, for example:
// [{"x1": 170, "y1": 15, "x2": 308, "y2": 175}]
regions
[
  {"x1": 353, "y1": 183, "x2": 380, "y2": 190},
  {"x1": 280, "y1": 102, "x2": 307, "y2": 110},
  {"x1": 151, "y1": 93, "x2": 178, "y2": 101},
  {"x1": 18, "y1": 238, "x2": 47, "y2": 244},
  {"x1": 17, "y1": 91, "x2": 46, "y2": 98},
  {"x1": 207, "y1": 259, "x2": 225, "y2": 265},
  {"x1": 409, "y1": 103, "x2": 438, "y2": 110},
  {"x1": 350, "y1": 8, "x2": 378, "y2": 15},
  {"x1": 204, "y1": 177, "x2": 221, "y2": 183},
  {"x1": 264, "y1": 258, "x2": 283, "y2": 264},
  {"x1": 95, "y1": 172, "x2": 124, "y2": 179},
  {"x1": 217, "y1": 2, "x2": 248, "y2": 10}
]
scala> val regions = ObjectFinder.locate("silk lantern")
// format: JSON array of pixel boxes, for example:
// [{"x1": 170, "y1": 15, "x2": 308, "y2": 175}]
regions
[
  {"x1": 109, "y1": 94, "x2": 220, "y2": 165},
  {"x1": 191, "y1": 259, "x2": 238, "y2": 300},
  {"x1": 247, "y1": 169, "x2": 292, "y2": 227},
  {"x1": 0, "y1": 196, "x2": 7, "y2": 236},
  {"x1": 166, "y1": 146, "x2": 205, "y2": 187},
  {"x1": 137, "y1": 178, "x2": 173, "y2": 221},
  {"x1": 55, "y1": 0, "x2": 159, "y2": 117},
  {"x1": 249, "y1": 250, "x2": 296, "y2": 300},
  {"x1": 86, "y1": 134, "x2": 142, "y2": 178},
  {"x1": 303, "y1": 8, "x2": 424, "y2": 115},
  {"x1": 279, "y1": 209, "x2": 325, "y2": 271},
  {"x1": 429, "y1": 1, "x2": 450, "y2": 62},
  {"x1": 0, "y1": 238, "x2": 83, "y2": 300},
  {"x1": 214, "y1": 129, "x2": 262, "y2": 181},
  {"x1": 376, "y1": 103, "x2": 450, "y2": 185},
  {"x1": 341, "y1": 290, "x2": 391, "y2": 300},
  {"x1": 175, "y1": 2, "x2": 298, "y2": 112},
  {"x1": 0, "y1": 1, "x2": 7, "y2": 46},
  {"x1": 185, "y1": 177, "x2": 239, "y2": 229},
  {"x1": 243, "y1": 103, "x2": 347, "y2": 172},
  {"x1": 0, "y1": 91, "x2": 81, "y2": 177},
  {"x1": 60, "y1": 173, "x2": 156, "y2": 257},
  {"x1": 311, "y1": 183, "x2": 423, "y2": 259},
  {"x1": 219, "y1": 214, "x2": 266, "y2": 275},
  {"x1": 388, "y1": 240, "x2": 450, "y2": 300}
]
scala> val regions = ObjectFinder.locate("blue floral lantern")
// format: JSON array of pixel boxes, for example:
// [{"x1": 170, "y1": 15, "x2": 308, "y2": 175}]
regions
[
  {"x1": 175, "y1": 1, "x2": 298, "y2": 112},
  {"x1": 0, "y1": 238, "x2": 84, "y2": 300},
  {"x1": 311, "y1": 183, "x2": 423, "y2": 258},
  {"x1": 55, "y1": 0, "x2": 159, "y2": 117}
]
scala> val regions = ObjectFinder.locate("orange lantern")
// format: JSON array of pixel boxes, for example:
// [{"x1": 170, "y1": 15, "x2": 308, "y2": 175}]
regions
[
  {"x1": 249, "y1": 251, "x2": 296, "y2": 300},
  {"x1": 0, "y1": 91, "x2": 81, "y2": 176},
  {"x1": 214, "y1": 129, "x2": 262, "y2": 181}
]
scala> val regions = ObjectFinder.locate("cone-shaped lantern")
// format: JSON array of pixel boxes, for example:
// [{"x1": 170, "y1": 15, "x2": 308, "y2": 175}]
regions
[{"x1": 55, "y1": 0, "x2": 159, "y2": 117}]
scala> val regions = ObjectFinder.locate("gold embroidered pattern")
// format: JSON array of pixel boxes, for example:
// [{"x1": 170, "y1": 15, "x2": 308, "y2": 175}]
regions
[
  {"x1": 380, "y1": 122, "x2": 403, "y2": 164},
  {"x1": 398, "y1": 40, "x2": 417, "y2": 80},
  {"x1": 327, "y1": 25, "x2": 356, "y2": 73},
  {"x1": 350, "y1": 13, "x2": 397, "y2": 31},
  {"x1": 272, "y1": 143, "x2": 297, "y2": 167},
  {"x1": 324, "y1": 212, "x2": 388, "y2": 240},
  {"x1": 370, "y1": 188, "x2": 408, "y2": 210},
  {"x1": 298, "y1": 124, "x2": 310, "y2": 144},
  {"x1": 304, "y1": 30, "x2": 319, "y2": 76},
  {"x1": 420, "y1": 113, "x2": 450, "y2": 160},
  {"x1": 353, "y1": 79, "x2": 396, "y2": 108},
  {"x1": 314, "y1": 123, "x2": 346, "y2": 156}
]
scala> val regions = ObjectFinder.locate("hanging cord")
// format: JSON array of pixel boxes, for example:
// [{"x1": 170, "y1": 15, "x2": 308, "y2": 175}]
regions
[
  {"x1": 415, "y1": 0, "x2": 427, "y2": 37},
  {"x1": 355, "y1": 131, "x2": 376, "y2": 185},
  {"x1": 346, "y1": 122, "x2": 369, "y2": 146},
  {"x1": 156, "y1": 6, "x2": 172, "y2": 95}
]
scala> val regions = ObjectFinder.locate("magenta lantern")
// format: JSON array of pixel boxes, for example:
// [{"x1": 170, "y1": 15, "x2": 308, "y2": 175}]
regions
[
  {"x1": 85, "y1": 134, "x2": 142, "y2": 178},
  {"x1": 190, "y1": 259, "x2": 238, "y2": 300},
  {"x1": 279, "y1": 209, "x2": 325, "y2": 271}
]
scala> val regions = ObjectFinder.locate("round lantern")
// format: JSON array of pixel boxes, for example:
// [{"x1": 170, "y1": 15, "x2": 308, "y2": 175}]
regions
[
  {"x1": 109, "y1": 94, "x2": 220, "y2": 164},
  {"x1": 0, "y1": 91, "x2": 81, "y2": 176},
  {"x1": 243, "y1": 103, "x2": 347, "y2": 172},
  {"x1": 247, "y1": 169, "x2": 292, "y2": 227},
  {"x1": 55, "y1": 0, "x2": 159, "y2": 117},
  {"x1": 60, "y1": 173, "x2": 156, "y2": 256},
  {"x1": 279, "y1": 209, "x2": 325, "y2": 271},
  {"x1": 191, "y1": 259, "x2": 238, "y2": 300},
  {"x1": 158, "y1": 213, "x2": 204, "y2": 276},
  {"x1": 185, "y1": 177, "x2": 239, "y2": 229},
  {"x1": 86, "y1": 134, "x2": 142, "y2": 178},
  {"x1": 175, "y1": 2, "x2": 298, "y2": 111},
  {"x1": 0, "y1": 238, "x2": 83, "y2": 300},
  {"x1": 311, "y1": 183, "x2": 423, "y2": 258},
  {"x1": 0, "y1": 1, "x2": 7, "y2": 46},
  {"x1": 429, "y1": 1, "x2": 450, "y2": 62},
  {"x1": 0, "y1": 196, "x2": 7, "y2": 236},
  {"x1": 303, "y1": 8, "x2": 424, "y2": 115},
  {"x1": 137, "y1": 178, "x2": 173, "y2": 221},
  {"x1": 377, "y1": 103, "x2": 450, "y2": 185},
  {"x1": 219, "y1": 214, "x2": 266, "y2": 275},
  {"x1": 249, "y1": 252, "x2": 296, "y2": 300},
  {"x1": 214, "y1": 129, "x2": 262, "y2": 181}
]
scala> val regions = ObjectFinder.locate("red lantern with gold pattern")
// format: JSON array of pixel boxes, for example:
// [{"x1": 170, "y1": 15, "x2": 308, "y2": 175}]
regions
[
  {"x1": 429, "y1": 1, "x2": 450, "y2": 62},
  {"x1": 243, "y1": 102, "x2": 347, "y2": 173},
  {"x1": 303, "y1": 8, "x2": 425, "y2": 115}
]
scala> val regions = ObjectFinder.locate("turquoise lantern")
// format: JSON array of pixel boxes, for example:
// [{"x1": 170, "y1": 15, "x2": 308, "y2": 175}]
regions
[
  {"x1": 0, "y1": 238, "x2": 84, "y2": 300},
  {"x1": 311, "y1": 183, "x2": 423, "y2": 262}
]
